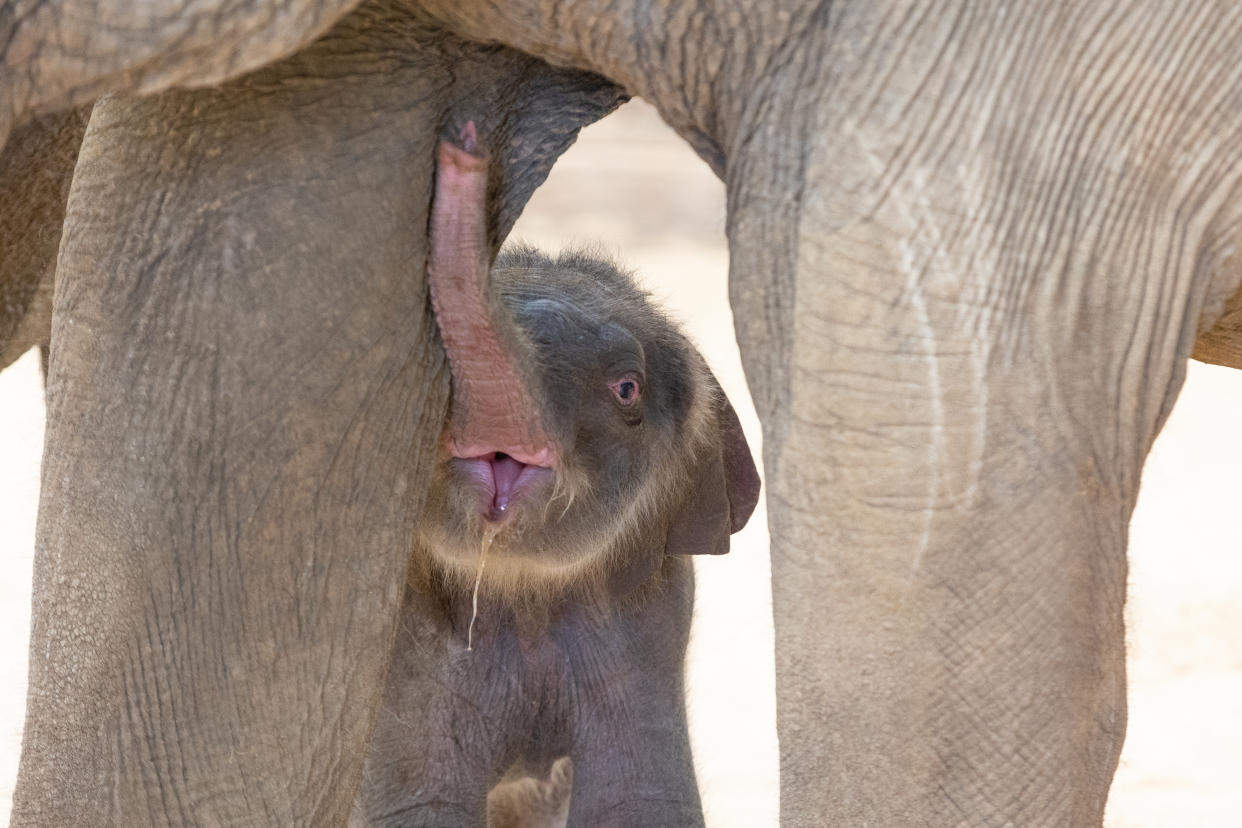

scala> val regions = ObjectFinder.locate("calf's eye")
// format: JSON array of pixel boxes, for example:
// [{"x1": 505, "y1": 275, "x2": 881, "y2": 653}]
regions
[{"x1": 609, "y1": 375, "x2": 642, "y2": 407}]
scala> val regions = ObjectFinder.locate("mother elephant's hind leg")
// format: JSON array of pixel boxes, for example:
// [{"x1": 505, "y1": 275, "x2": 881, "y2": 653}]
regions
[{"x1": 11, "y1": 14, "x2": 451, "y2": 826}]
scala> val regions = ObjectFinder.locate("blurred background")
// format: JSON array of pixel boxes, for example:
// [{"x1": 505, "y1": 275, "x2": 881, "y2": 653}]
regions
[{"x1": 2, "y1": 99, "x2": 1240, "y2": 825}]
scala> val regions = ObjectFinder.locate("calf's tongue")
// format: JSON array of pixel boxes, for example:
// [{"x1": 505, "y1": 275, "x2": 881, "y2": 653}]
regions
[{"x1": 491, "y1": 455, "x2": 527, "y2": 512}]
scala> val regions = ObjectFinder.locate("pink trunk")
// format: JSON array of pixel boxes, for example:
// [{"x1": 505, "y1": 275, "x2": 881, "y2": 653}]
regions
[{"x1": 427, "y1": 123, "x2": 556, "y2": 468}]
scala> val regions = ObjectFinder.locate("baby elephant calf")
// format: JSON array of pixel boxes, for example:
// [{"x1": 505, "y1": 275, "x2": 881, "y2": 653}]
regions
[{"x1": 351, "y1": 127, "x2": 759, "y2": 828}]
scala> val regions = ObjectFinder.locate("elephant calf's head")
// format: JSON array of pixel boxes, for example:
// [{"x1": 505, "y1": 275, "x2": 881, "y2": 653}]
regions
[{"x1": 421, "y1": 126, "x2": 759, "y2": 597}]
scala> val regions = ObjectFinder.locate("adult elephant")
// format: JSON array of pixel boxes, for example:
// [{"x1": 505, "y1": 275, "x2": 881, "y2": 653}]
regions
[{"x1": 3, "y1": 1, "x2": 1242, "y2": 826}]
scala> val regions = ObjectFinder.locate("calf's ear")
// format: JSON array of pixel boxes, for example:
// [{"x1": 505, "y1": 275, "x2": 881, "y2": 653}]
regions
[{"x1": 665, "y1": 380, "x2": 761, "y2": 556}]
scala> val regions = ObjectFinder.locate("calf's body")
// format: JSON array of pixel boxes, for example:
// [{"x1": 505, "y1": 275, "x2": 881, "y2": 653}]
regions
[
  {"x1": 355, "y1": 247, "x2": 758, "y2": 827},
  {"x1": 350, "y1": 129, "x2": 758, "y2": 828}
]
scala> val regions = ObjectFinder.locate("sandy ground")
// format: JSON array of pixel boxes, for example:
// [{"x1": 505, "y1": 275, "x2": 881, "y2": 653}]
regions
[{"x1": 2, "y1": 100, "x2": 1240, "y2": 825}]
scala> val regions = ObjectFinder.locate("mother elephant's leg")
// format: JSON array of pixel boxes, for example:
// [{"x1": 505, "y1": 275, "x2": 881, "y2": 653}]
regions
[
  {"x1": 737, "y1": 194, "x2": 1133, "y2": 823},
  {"x1": 727, "y1": 6, "x2": 1242, "y2": 823},
  {"x1": 11, "y1": 4, "x2": 622, "y2": 822},
  {"x1": 14, "y1": 24, "x2": 447, "y2": 828}
]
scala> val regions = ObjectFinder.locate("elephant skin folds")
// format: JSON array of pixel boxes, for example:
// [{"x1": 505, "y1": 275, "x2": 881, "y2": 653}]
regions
[{"x1": 0, "y1": 110, "x2": 86, "y2": 373}]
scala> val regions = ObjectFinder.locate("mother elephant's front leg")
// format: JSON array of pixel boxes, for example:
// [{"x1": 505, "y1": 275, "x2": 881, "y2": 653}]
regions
[
  {"x1": 742, "y1": 191, "x2": 1138, "y2": 822},
  {"x1": 11, "y1": 20, "x2": 449, "y2": 827},
  {"x1": 731, "y1": 59, "x2": 1241, "y2": 820},
  {"x1": 754, "y1": 247, "x2": 1133, "y2": 824}
]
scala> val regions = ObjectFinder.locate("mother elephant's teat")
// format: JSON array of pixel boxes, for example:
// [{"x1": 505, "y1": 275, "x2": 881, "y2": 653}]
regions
[{"x1": 427, "y1": 120, "x2": 558, "y2": 470}]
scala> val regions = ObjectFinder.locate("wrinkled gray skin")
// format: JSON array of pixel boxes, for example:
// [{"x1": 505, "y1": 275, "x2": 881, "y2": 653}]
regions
[
  {"x1": 4, "y1": 0, "x2": 1242, "y2": 825},
  {"x1": 353, "y1": 247, "x2": 759, "y2": 827},
  {"x1": 0, "y1": 109, "x2": 87, "y2": 376}
]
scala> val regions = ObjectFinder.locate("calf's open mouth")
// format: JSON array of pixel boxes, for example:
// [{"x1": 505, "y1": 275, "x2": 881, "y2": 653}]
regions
[{"x1": 454, "y1": 453, "x2": 555, "y2": 522}]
